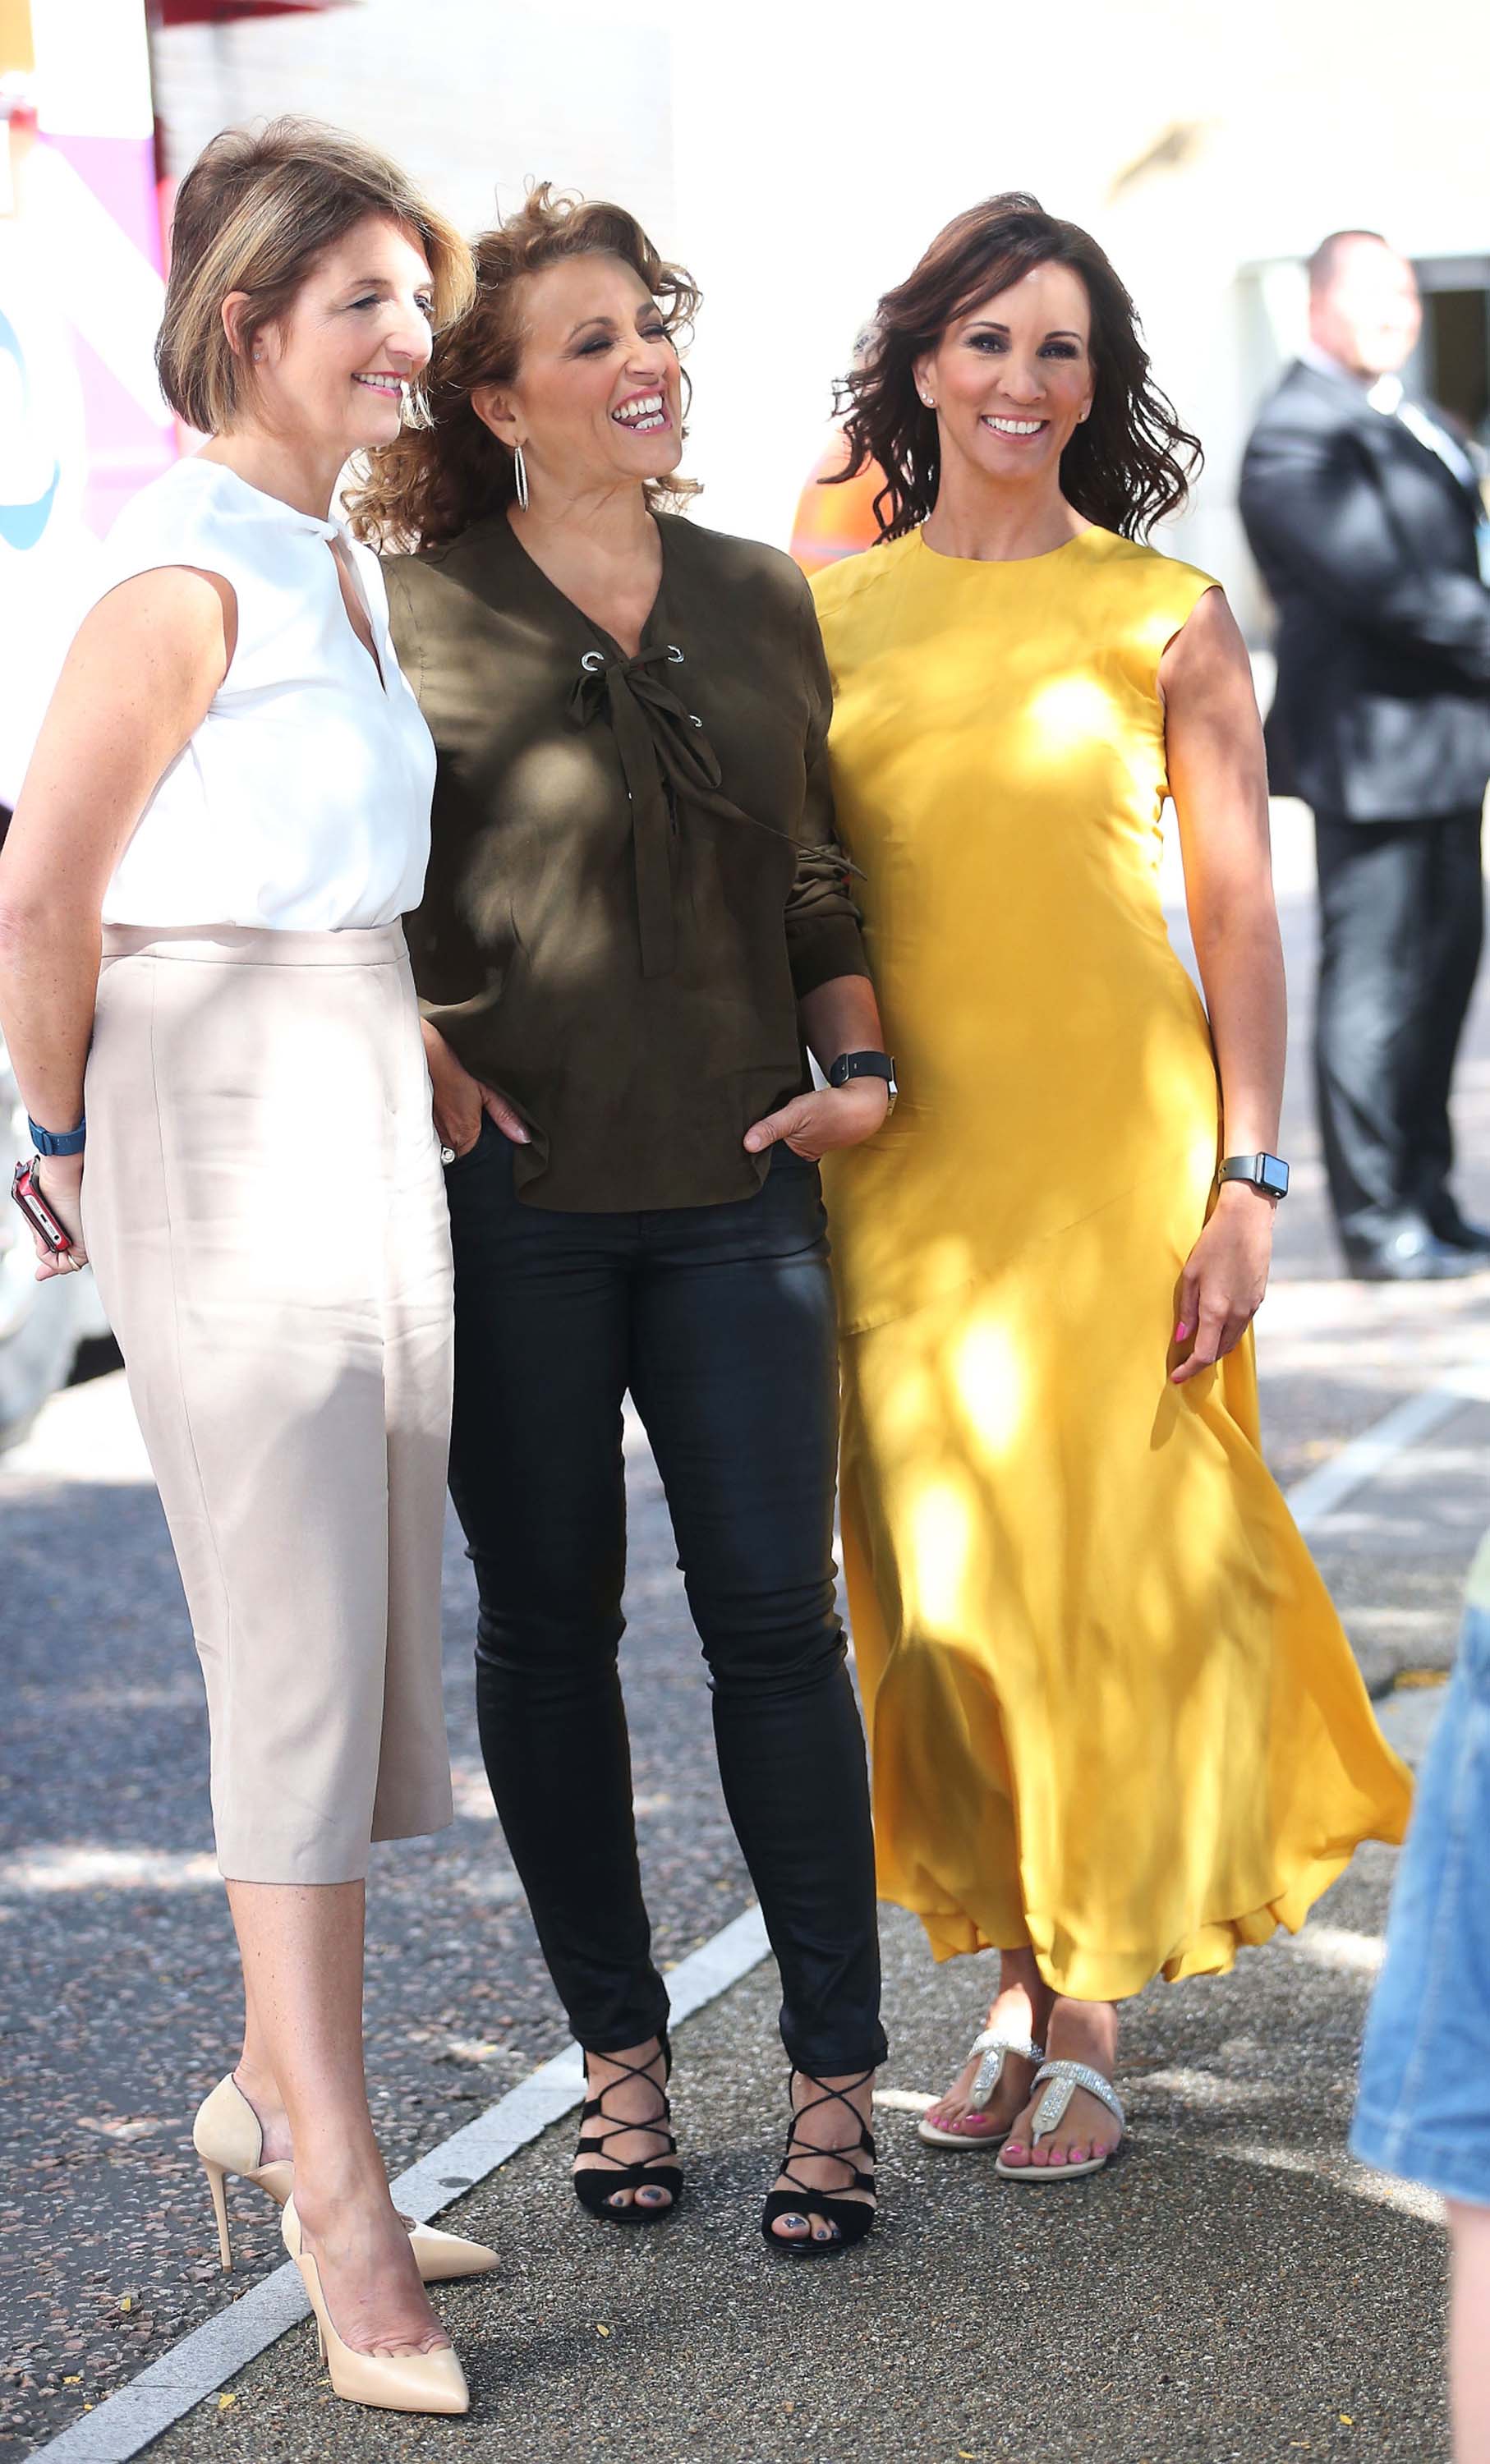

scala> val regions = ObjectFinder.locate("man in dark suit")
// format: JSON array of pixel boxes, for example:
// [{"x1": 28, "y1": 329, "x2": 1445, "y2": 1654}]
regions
[{"x1": 1240, "y1": 229, "x2": 1490, "y2": 1280}]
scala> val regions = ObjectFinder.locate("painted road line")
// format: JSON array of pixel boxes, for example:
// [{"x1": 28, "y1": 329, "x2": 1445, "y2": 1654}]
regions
[
  {"x1": 1286, "y1": 1368, "x2": 1490, "y2": 1535},
  {"x1": 29, "y1": 1910, "x2": 770, "y2": 2464},
  {"x1": 26, "y1": 1363, "x2": 1490, "y2": 2461}
]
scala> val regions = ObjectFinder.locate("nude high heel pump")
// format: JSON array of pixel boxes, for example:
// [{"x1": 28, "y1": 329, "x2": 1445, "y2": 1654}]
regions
[
  {"x1": 193, "y1": 2075, "x2": 498, "y2": 2282},
  {"x1": 193, "y1": 2075, "x2": 292, "y2": 2269},
  {"x1": 280, "y1": 2198, "x2": 469, "y2": 2417}
]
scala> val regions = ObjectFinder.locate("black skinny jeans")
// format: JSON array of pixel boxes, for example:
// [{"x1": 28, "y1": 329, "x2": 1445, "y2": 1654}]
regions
[{"x1": 444, "y1": 1124, "x2": 886, "y2": 2077}]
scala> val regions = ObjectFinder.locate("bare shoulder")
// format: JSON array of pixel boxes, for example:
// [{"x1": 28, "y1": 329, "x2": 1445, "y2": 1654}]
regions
[
  {"x1": 1159, "y1": 581, "x2": 1251, "y2": 701},
  {"x1": 1159, "y1": 582, "x2": 1267, "y2": 782},
  {"x1": 79, "y1": 564, "x2": 235, "y2": 689}
]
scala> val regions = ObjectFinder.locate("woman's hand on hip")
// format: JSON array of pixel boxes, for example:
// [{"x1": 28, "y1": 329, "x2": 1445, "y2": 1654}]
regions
[
  {"x1": 31, "y1": 1152, "x2": 88, "y2": 1280},
  {"x1": 743, "y1": 1080, "x2": 890, "y2": 1162},
  {"x1": 421, "y1": 1021, "x2": 530, "y2": 1158},
  {"x1": 1170, "y1": 1184, "x2": 1274, "y2": 1386}
]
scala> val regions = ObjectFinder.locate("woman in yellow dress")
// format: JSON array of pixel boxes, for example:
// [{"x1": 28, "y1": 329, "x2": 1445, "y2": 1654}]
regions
[{"x1": 804, "y1": 194, "x2": 1412, "y2": 2180}]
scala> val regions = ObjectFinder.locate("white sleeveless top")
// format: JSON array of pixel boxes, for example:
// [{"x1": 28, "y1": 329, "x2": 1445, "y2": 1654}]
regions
[{"x1": 98, "y1": 455, "x2": 435, "y2": 931}]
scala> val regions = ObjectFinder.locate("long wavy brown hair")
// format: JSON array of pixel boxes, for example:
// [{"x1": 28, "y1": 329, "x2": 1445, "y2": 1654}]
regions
[
  {"x1": 834, "y1": 193, "x2": 1201, "y2": 543},
  {"x1": 347, "y1": 184, "x2": 700, "y2": 551}
]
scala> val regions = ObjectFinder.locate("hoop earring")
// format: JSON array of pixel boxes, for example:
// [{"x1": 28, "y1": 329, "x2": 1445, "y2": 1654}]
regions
[{"x1": 513, "y1": 441, "x2": 529, "y2": 512}]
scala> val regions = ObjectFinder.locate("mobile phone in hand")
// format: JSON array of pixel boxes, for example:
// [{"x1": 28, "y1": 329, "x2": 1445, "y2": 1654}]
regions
[{"x1": 11, "y1": 1157, "x2": 74, "y2": 1256}]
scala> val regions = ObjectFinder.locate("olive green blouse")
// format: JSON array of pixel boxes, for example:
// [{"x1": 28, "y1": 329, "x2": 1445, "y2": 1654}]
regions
[{"x1": 383, "y1": 510, "x2": 869, "y2": 1212}]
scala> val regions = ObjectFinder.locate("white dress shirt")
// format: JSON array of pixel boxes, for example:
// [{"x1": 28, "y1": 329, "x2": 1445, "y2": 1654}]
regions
[{"x1": 97, "y1": 455, "x2": 435, "y2": 931}]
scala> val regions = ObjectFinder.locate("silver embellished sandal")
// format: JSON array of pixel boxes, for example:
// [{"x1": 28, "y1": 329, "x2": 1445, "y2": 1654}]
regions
[
  {"x1": 995, "y1": 2058, "x2": 1125, "y2": 2181},
  {"x1": 917, "y1": 2029, "x2": 1046, "y2": 2150}
]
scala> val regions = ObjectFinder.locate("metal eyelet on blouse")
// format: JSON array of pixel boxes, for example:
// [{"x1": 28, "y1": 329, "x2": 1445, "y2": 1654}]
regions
[
  {"x1": 689, "y1": 714, "x2": 703, "y2": 727},
  {"x1": 580, "y1": 650, "x2": 605, "y2": 672},
  {"x1": 667, "y1": 644, "x2": 685, "y2": 663}
]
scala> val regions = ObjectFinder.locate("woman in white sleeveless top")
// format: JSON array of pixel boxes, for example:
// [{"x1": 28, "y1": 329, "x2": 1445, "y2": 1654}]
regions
[{"x1": 0, "y1": 122, "x2": 498, "y2": 2416}]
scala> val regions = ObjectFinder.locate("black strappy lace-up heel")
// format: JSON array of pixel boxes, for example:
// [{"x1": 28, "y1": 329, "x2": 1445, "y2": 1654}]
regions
[
  {"x1": 761, "y1": 2068, "x2": 878, "y2": 2257},
  {"x1": 571, "y1": 2034, "x2": 682, "y2": 2227}
]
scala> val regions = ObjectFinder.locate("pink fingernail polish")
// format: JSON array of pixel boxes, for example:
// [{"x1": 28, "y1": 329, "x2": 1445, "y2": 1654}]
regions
[{"x1": 1175, "y1": 1322, "x2": 1189, "y2": 1342}]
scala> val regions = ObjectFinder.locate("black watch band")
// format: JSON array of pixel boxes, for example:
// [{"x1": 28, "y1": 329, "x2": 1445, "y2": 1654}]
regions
[
  {"x1": 828, "y1": 1050, "x2": 898, "y2": 1109},
  {"x1": 1218, "y1": 1152, "x2": 1289, "y2": 1199}
]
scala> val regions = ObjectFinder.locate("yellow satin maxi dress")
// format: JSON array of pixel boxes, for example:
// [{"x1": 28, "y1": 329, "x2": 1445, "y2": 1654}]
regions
[{"x1": 811, "y1": 526, "x2": 1411, "y2": 2002}]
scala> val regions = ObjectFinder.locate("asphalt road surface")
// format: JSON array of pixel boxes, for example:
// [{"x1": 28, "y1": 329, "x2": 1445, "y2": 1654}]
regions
[{"x1": 2, "y1": 821, "x2": 1488, "y2": 2462}]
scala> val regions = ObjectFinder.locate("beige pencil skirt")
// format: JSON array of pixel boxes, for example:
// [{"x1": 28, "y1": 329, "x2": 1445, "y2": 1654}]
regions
[{"x1": 81, "y1": 922, "x2": 455, "y2": 1884}]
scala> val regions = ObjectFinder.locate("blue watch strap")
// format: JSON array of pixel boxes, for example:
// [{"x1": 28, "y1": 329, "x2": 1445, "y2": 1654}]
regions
[{"x1": 28, "y1": 1114, "x2": 85, "y2": 1157}]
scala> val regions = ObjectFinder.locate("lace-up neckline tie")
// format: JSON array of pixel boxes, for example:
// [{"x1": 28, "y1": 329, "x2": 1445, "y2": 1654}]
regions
[{"x1": 567, "y1": 640, "x2": 786, "y2": 981}]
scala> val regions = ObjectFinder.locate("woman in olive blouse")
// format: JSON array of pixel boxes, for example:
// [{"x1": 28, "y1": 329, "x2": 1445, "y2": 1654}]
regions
[{"x1": 352, "y1": 188, "x2": 890, "y2": 2255}]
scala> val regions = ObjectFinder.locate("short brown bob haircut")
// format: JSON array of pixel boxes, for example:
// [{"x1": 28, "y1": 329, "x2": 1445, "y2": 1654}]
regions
[
  {"x1": 156, "y1": 117, "x2": 473, "y2": 438},
  {"x1": 835, "y1": 191, "x2": 1201, "y2": 543},
  {"x1": 348, "y1": 183, "x2": 700, "y2": 553}
]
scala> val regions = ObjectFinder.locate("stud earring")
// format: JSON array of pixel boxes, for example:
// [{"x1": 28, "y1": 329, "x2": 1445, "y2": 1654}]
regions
[
  {"x1": 919, "y1": 392, "x2": 935, "y2": 408},
  {"x1": 513, "y1": 440, "x2": 529, "y2": 512}
]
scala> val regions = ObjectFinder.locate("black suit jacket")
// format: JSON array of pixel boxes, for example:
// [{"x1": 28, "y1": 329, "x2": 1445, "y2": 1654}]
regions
[{"x1": 1239, "y1": 358, "x2": 1490, "y2": 821}]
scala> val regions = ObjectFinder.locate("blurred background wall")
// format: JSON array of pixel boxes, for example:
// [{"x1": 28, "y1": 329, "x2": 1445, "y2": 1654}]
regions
[{"x1": 3, "y1": 0, "x2": 1489, "y2": 794}]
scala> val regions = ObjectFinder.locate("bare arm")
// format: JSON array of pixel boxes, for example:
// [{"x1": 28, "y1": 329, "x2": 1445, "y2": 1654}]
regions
[
  {"x1": 0, "y1": 568, "x2": 232, "y2": 1271},
  {"x1": 743, "y1": 972, "x2": 890, "y2": 1158},
  {"x1": 1159, "y1": 586, "x2": 1285, "y2": 1385}
]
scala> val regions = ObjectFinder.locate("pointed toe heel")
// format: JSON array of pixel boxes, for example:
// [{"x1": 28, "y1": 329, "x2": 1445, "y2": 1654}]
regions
[
  {"x1": 195, "y1": 2072, "x2": 497, "y2": 2280},
  {"x1": 404, "y1": 2223, "x2": 500, "y2": 2282},
  {"x1": 281, "y1": 2200, "x2": 470, "y2": 2417}
]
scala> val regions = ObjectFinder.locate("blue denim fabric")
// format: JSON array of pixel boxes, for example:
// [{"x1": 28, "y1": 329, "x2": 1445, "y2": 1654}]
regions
[{"x1": 1352, "y1": 1605, "x2": 1490, "y2": 2204}]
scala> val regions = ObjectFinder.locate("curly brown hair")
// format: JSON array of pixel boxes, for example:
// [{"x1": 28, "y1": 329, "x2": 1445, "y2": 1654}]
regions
[
  {"x1": 347, "y1": 184, "x2": 700, "y2": 551},
  {"x1": 833, "y1": 192, "x2": 1201, "y2": 544}
]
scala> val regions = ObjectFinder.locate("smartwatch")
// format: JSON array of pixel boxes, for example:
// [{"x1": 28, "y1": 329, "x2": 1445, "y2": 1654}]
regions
[
  {"x1": 27, "y1": 1114, "x2": 85, "y2": 1158},
  {"x1": 828, "y1": 1051, "x2": 897, "y2": 1114},
  {"x1": 1218, "y1": 1152, "x2": 1289, "y2": 1199}
]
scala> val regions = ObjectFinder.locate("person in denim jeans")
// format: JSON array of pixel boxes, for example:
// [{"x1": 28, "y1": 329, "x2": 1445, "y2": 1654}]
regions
[{"x1": 1354, "y1": 1530, "x2": 1490, "y2": 2456}]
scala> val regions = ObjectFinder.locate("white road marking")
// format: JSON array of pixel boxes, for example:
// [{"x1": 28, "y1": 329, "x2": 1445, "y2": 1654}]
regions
[
  {"x1": 1285, "y1": 1368, "x2": 1490, "y2": 1533},
  {"x1": 29, "y1": 1909, "x2": 770, "y2": 2464},
  {"x1": 24, "y1": 1354, "x2": 1487, "y2": 2461}
]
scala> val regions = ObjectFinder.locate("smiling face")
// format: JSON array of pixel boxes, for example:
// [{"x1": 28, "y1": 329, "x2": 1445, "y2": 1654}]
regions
[
  {"x1": 471, "y1": 251, "x2": 683, "y2": 503},
  {"x1": 915, "y1": 259, "x2": 1096, "y2": 499},
  {"x1": 228, "y1": 213, "x2": 435, "y2": 456}
]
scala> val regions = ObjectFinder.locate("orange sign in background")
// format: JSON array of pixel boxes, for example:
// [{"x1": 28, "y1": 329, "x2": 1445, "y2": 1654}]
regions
[{"x1": 789, "y1": 433, "x2": 886, "y2": 577}]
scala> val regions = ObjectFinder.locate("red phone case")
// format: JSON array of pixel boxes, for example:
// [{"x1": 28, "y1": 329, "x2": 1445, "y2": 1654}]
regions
[{"x1": 11, "y1": 1158, "x2": 74, "y2": 1256}]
